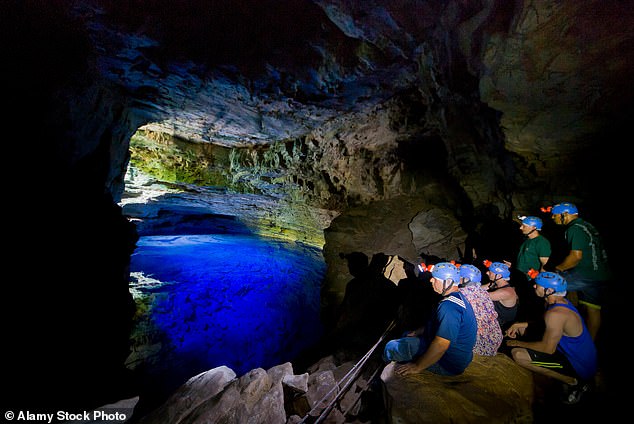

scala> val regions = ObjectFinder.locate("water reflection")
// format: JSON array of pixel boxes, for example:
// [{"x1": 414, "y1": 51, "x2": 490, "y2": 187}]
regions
[{"x1": 127, "y1": 234, "x2": 325, "y2": 392}]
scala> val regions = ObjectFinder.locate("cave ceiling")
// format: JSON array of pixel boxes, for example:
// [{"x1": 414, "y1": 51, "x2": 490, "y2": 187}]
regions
[
  {"x1": 76, "y1": 0, "x2": 633, "y2": 153},
  {"x1": 6, "y1": 0, "x2": 633, "y2": 267},
  {"x1": 5, "y1": 0, "x2": 633, "y2": 412}
]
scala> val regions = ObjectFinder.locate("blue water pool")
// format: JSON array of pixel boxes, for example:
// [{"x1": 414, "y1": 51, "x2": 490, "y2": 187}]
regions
[{"x1": 128, "y1": 234, "x2": 325, "y2": 388}]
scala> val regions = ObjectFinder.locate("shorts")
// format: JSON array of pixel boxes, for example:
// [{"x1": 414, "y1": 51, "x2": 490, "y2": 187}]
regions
[
  {"x1": 526, "y1": 348, "x2": 577, "y2": 379},
  {"x1": 383, "y1": 336, "x2": 454, "y2": 376},
  {"x1": 383, "y1": 336, "x2": 421, "y2": 363},
  {"x1": 560, "y1": 269, "x2": 607, "y2": 308}
]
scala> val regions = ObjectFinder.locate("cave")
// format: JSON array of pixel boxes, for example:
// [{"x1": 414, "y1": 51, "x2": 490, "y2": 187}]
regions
[{"x1": 4, "y1": 1, "x2": 630, "y2": 422}]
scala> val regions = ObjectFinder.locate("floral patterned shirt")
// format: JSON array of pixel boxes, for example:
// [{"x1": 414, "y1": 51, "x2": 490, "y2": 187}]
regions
[{"x1": 459, "y1": 285, "x2": 503, "y2": 356}]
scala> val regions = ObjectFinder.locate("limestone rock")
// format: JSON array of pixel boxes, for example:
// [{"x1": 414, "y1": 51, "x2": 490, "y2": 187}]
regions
[
  {"x1": 410, "y1": 206, "x2": 468, "y2": 261},
  {"x1": 137, "y1": 366, "x2": 236, "y2": 424},
  {"x1": 283, "y1": 373, "x2": 310, "y2": 393},
  {"x1": 81, "y1": 397, "x2": 139, "y2": 424},
  {"x1": 381, "y1": 354, "x2": 534, "y2": 423}
]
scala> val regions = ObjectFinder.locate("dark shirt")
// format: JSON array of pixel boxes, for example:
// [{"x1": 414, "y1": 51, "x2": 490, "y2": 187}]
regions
[{"x1": 488, "y1": 284, "x2": 518, "y2": 330}]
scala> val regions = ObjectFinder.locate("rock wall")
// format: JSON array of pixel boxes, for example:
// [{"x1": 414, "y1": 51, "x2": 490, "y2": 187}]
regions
[{"x1": 5, "y1": 0, "x2": 629, "y2": 414}]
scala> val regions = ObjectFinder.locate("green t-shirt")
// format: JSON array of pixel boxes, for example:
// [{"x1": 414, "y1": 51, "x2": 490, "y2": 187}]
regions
[
  {"x1": 565, "y1": 218, "x2": 611, "y2": 280},
  {"x1": 516, "y1": 235, "x2": 552, "y2": 274}
]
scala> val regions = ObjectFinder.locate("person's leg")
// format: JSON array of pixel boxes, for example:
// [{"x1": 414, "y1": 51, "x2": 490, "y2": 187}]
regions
[
  {"x1": 513, "y1": 347, "x2": 593, "y2": 405},
  {"x1": 383, "y1": 337, "x2": 421, "y2": 362},
  {"x1": 561, "y1": 269, "x2": 584, "y2": 307},
  {"x1": 578, "y1": 281, "x2": 604, "y2": 342},
  {"x1": 509, "y1": 348, "x2": 577, "y2": 385},
  {"x1": 562, "y1": 270, "x2": 604, "y2": 340}
]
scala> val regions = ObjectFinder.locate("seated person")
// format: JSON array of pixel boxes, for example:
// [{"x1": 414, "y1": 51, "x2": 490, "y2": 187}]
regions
[
  {"x1": 383, "y1": 262, "x2": 477, "y2": 376},
  {"x1": 483, "y1": 261, "x2": 518, "y2": 331},
  {"x1": 505, "y1": 272, "x2": 597, "y2": 405},
  {"x1": 458, "y1": 264, "x2": 503, "y2": 356}
]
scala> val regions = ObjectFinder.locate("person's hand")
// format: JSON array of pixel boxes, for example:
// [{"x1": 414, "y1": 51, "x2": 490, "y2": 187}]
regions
[
  {"x1": 394, "y1": 362, "x2": 421, "y2": 376},
  {"x1": 505, "y1": 323, "x2": 526, "y2": 339},
  {"x1": 505, "y1": 327, "x2": 518, "y2": 338},
  {"x1": 503, "y1": 260, "x2": 512, "y2": 268}
]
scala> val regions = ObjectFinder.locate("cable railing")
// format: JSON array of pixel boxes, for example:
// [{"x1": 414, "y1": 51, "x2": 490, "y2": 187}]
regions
[{"x1": 299, "y1": 319, "x2": 396, "y2": 424}]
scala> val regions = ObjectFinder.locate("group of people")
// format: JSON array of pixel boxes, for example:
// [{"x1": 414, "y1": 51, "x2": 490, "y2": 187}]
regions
[{"x1": 382, "y1": 202, "x2": 611, "y2": 405}]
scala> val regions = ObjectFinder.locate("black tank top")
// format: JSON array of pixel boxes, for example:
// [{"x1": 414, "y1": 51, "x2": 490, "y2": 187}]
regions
[{"x1": 488, "y1": 285, "x2": 518, "y2": 330}]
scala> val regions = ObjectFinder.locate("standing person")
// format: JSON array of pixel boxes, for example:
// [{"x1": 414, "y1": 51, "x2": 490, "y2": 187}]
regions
[
  {"x1": 483, "y1": 261, "x2": 519, "y2": 332},
  {"x1": 383, "y1": 262, "x2": 477, "y2": 376},
  {"x1": 458, "y1": 264, "x2": 503, "y2": 356},
  {"x1": 505, "y1": 272, "x2": 597, "y2": 405},
  {"x1": 514, "y1": 216, "x2": 551, "y2": 274},
  {"x1": 548, "y1": 202, "x2": 611, "y2": 340},
  {"x1": 505, "y1": 215, "x2": 552, "y2": 322}
]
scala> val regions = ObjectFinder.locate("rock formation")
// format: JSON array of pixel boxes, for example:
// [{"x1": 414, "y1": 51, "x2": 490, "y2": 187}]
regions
[{"x1": 3, "y1": 0, "x2": 629, "y2": 419}]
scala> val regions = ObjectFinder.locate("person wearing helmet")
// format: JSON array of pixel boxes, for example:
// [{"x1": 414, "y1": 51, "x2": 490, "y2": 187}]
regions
[
  {"x1": 383, "y1": 262, "x2": 477, "y2": 376},
  {"x1": 509, "y1": 215, "x2": 552, "y2": 322},
  {"x1": 458, "y1": 264, "x2": 503, "y2": 356},
  {"x1": 505, "y1": 272, "x2": 597, "y2": 405},
  {"x1": 514, "y1": 216, "x2": 551, "y2": 275},
  {"x1": 483, "y1": 261, "x2": 519, "y2": 331},
  {"x1": 549, "y1": 202, "x2": 611, "y2": 341}
]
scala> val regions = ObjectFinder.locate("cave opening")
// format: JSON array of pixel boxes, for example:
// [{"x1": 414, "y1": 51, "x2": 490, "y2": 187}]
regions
[{"x1": 120, "y1": 127, "x2": 328, "y2": 408}]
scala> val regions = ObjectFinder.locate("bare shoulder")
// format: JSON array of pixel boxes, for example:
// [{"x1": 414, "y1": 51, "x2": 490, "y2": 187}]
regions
[
  {"x1": 501, "y1": 285, "x2": 518, "y2": 297},
  {"x1": 544, "y1": 305, "x2": 572, "y2": 321},
  {"x1": 546, "y1": 304, "x2": 573, "y2": 314},
  {"x1": 545, "y1": 304, "x2": 579, "y2": 327}
]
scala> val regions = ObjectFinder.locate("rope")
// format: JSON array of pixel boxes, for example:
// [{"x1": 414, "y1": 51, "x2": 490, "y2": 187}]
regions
[
  {"x1": 299, "y1": 319, "x2": 396, "y2": 424},
  {"x1": 340, "y1": 360, "x2": 383, "y2": 417}
]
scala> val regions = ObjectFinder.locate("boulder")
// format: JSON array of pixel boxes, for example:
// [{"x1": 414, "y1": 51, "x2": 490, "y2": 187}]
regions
[
  {"x1": 381, "y1": 354, "x2": 534, "y2": 423},
  {"x1": 137, "y1": 366, "x2": 236, "y2": 423}
]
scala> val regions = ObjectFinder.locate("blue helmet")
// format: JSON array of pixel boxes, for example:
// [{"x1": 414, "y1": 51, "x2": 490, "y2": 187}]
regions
[
  {"x1": 518, "y1": 215, "x2": 542, "y2": 230},
  {"x1": 535, "y1": 272, "x2": 567, "y2": 293},
  {"x1": 551, "y1": 202, "x2": 578, "y2": 215},
  {"x1": 488, "y1": 262, "x2": 510, "y2": 279},
  {"x1": 459, "y1": 264, "x2": 482, "y2": 284},
  {"x1": 431, "y1": 262, "x2": 460, "y2": 283}
]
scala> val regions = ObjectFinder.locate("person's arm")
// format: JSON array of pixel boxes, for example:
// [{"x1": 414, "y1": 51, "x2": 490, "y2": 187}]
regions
[
  {"x1": 538, "y1": 256, "x2": 549, "y2": 272},
  {"x1": 487, "y1": 289, "x2": 503, "y2": 301},
  {"x1": 394, "y1": 336, "x2": 450, "y2": 375},
  {"x1": 488, "y1": 286, "x2": 514, "y2": 302},
  {"x1": 538, "y1": 238, "x2": 552, "y2": 272},
  {"x1": 555, "y1": 250, "x2": 582, "y2": 272},
  {"x1": 506, "y1": 309, "x2": 565, "y2": 354},
  {"x1": 505, "y1": 322, "x2": 528, "y2": 338}
]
